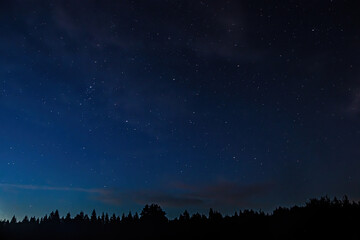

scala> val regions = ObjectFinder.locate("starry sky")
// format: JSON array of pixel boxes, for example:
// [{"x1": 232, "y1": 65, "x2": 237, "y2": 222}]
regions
[{"x1": 0, "y1": 0, "x2": 360, "y2": 219}]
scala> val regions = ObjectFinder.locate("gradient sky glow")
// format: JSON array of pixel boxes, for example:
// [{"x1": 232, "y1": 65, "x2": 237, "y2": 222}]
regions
[{"x1": 1, "y1": 0, "x2": 360, "y2": 220}]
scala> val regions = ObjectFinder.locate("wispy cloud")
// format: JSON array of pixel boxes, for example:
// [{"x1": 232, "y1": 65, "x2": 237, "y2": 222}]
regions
[
  {"x1": 0, "y1": 183, "x2": 108, "y2": 194},
  {"x1": 95, "y1": 181, "x2": 273, "y2": 208},
  {"x1": 94, "y1": 190, "x2": 205, "y2": 207},
  {"x1": 347, "y1": 89, "x2": 360, "y2": 114},
  {"x1": 0, "y1": 181, "x2": 273, "y2": 209}
]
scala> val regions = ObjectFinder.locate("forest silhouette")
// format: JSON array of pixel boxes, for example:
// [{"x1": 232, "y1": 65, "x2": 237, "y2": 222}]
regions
[{"x1": 1, "y1": 196, "x2": 359, "y2": 239}]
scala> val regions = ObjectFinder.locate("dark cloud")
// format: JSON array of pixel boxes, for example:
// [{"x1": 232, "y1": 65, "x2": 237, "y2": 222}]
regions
[
  {"x1": 191, "y1": 181, "x2": 273, "y2": 206},
  {"x1": 132, "y1": 191, "x2": 205, "y2": 207},
  {"x1": 347, "y1": 89, "x2": 360, "y2": 115},
  {"x1": 92, "y1": 189, "x2": 204, "y2": 207},
  {"x1": 34, "y1": 0, "x2": 254, "y2": 60},
  {"x1": 95, "y1": 181, "x2": 273, "y2": 208}
]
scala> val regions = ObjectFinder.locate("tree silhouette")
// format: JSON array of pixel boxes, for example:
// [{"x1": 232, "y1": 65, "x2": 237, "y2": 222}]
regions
[
  {"x1": 65, "y1": 213, "x2": 71, "y2": 223},
  {"x1": 49, "y1": 210, "x2": 60, "y2": 223},
  {"x1": 91, "y1": 210, "x2": 97, "y2": 223},
  {"x1": 100, "y1": 212, "x2": 105, "y2": 224},
  {"x1": 29, "y1": 217, "x2": 37, "y2": 224},
  {"x1": 133, "y1": 212, "x2": 140, "y2": 223},
  {"x1": 10, "y1": 216, "x2": 17, "y2": 224},
  {"x1": 1, "y1": 196, "x2": 360, "y2": 240},
  {"x1": 104, "y1": 213, "x2": 109, "y2": 224},
  {"x1": 208, "y1": 208, "x2": 222, "y2": 222},
  {"x1": 179, "y1": 210, "x2": 190, "y2": 222},
  {"x1": 110, "y1": 213, "x2": 117, "y2": 224},
  {"x1": 22, "y1": 216, "x2": 29, "y2": 224},
  {"x1": 74, "y1": 211, "x2": 85, "y2": 223},
  {"x1": 121, "y1": 213, "x2": 126, "y2": 223},
  {"x1": 140, "y1": 204, "x2": 167, "y2": 224}
]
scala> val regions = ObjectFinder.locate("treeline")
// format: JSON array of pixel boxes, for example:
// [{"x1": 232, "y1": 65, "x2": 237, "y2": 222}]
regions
[{"x1": 1, "y1": 196, "x2": 360, "y2": 240}]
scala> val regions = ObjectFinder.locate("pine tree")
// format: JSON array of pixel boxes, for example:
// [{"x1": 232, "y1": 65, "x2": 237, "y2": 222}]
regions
[
  {"x1": 133, "y1": 212, "x2": 139, "y2": 223},
  {"x1": 65, "y1": 213, "x2": 71, "y2": 223},
  {"x1": 105, "y1": 213, "x2": 109, "y2": 224},
  {"x1": 179, "y1": 210, "x2": 190, "y2": 222},
  {"x1": 110, "y1": 213, "x2": 117, "y2": 224},
  {"x1": 91, "y1": 209, "x2": 97, "y2": 223},
  {"x1": 22, "y1": 216, "x2": 29, "y2": 224},
  {"x1": 10, "y1": 216, "x2": 17, "y2": 224},
  {"x1": 140, "y1": 204, "x2": 167, "y2": 224}
]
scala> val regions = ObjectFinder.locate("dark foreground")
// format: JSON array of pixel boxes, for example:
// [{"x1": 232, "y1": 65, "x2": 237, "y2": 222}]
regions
[{"x1": 1, "y1": 196, "x2": 359, "y2": 240}]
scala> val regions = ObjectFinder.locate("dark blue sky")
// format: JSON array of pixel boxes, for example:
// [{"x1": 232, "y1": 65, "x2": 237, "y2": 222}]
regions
[{"x1": 1, "y1": 0, "x2": 360, "y2": 219}]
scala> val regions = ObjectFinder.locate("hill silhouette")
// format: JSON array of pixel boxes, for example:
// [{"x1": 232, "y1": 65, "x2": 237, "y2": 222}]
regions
[{"x1": 1, "y1": 197, "x2": 359, "y2": 240}]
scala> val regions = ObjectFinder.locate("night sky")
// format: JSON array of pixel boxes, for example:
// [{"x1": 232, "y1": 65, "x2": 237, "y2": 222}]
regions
[{"x1": 1, "y1": 0, "x2": 360, "y2": 219}]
